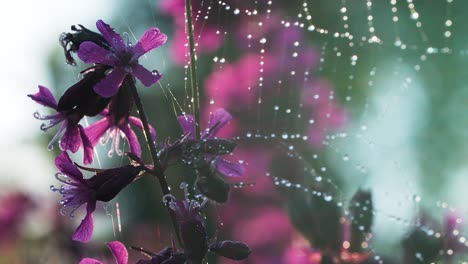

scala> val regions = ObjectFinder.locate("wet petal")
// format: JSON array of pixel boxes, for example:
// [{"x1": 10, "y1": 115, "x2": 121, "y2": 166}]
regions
[
  {"x1": 94, "y1": 68, "x2": 127, "y2": 98},
  {"x1": 129, "y1": 116, "x2": 156, "y2": 141},
  {"x1": 214, "y1": 158, "x2": 245, "y2": 177},
  {"x1": 96, "y1": 20, "x2": 126, "y2": 53},
  {"x1": 79, "y1": 258, "x2": 103, "y2": 264},
  {"x1": 132, "y1": 63, "x2": 161, "y2": 87},
  {"x1": 121, "y1": 125, "x2": 141, "y2": 157},
  {"x1": 133, "y1": 27, "x2": 168, "y2": 58},
  {"x1": 78, "y1": 42, "x2": 117, "y2": 65},
  {"x1": 206, "y1": 108, "x2": 232, "y2": 138},
  {"x1": 28, "y1": 85, "x2": 57, "y2": 109},
  {"x1": 72, "y1": 200, "x2": 96, "y2": 243},
  {"x1": 85, "y1": 117, "x2": 111, "y2": 146},
  {"x1": 61, "y1": 122, "x2": 82, "y2": 153},
  {"x1": 79, "y1": 125, "x2": 94, "y2": 165},
  {"x1": 177, "y1": 114, "x2": 196, "y2": 139},
  {"x1": 107, "y1": 241, "x2": 128, "y2": 264},
  {"x1": 55, "y1": 151, "x2": 85, "y2": 183}
]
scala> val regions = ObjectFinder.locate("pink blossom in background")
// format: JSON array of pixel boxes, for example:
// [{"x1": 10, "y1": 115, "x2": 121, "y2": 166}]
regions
[
  {"x1": 302, "y1": 80, "x2": 349, "y2": 148},
  {"x1": 282, "y1": 244, "x2": 321, "y2": 264},
  {"x1": 444, "y1": 212, "x2": 466, "y2": 254},
  {"x1": 206, "y1": 53, "x2": 274, "y2": 109},
  {"x1": 234, "y1": 207, "x2": 293, "y2": 249},
  {"x1": 0, "y1": 192, "x2": 34, "y2": 243},
  {"x1": 232, "y1": 147, "x2": 277, "y2": 198}
]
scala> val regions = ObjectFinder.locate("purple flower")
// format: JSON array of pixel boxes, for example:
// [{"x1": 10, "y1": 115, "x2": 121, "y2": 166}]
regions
[
  {"x1": 164, "y1": 186, "x2": 208, "y2": 263},
  {"x1": 80, "y1": 241, "x2": 128, "y2": 264},
  {"x1": 77, "y1": 19, "x2": 167, "y2": 98},
  {"x1": 177, "y1": 108, "x2": 245, "y2": 177},
  {"x1": 29, "y1": 85, "x2": 94, "y2": 164},
  {"x1": 85, "y1": 109, "x2": 155, "y2": 158},
  {"x1": 51, "y1": 151, "x2": 143, "y2": 242}
]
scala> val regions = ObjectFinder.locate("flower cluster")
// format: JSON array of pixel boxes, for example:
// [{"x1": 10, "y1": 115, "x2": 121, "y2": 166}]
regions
[
  {"x1": 31, "y1": 18, "x2": 251, "y2": 263},
  {"x1": 30, "y1": 20, "x2": 164, "y2": 242},
  {"x1": 30, "y1": 19, "x2": 164, "y2": 164},
  {"x1": 80, "y1": 184, "x2": 251, "y2": 264}
]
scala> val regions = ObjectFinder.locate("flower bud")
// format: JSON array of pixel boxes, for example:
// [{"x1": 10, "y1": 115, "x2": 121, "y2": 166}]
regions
[
  {"x1": 60, "y1": 24, "x2": 109, "y2": 65},
  {"x1": 209, "y1": 240, "x2": 252, "y2": 260}
]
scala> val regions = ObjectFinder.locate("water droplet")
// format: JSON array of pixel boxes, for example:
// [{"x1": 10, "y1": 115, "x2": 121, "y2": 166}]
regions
[{"x1": 151, "y1": 70, "x2": 160, "y2": 76}]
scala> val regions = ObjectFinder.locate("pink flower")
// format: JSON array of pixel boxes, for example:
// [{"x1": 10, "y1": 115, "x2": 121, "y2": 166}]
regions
[
  {"x1": 302, "y1": 80, "x2": 348, "y2": 148},
  {"x1": 80, "y1": 241, "x2": 128, "y2": 264}
]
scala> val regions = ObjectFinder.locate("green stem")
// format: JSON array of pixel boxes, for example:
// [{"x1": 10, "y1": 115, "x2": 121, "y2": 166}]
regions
[
  {"x1": 127, "y1": 77, "x2": 182, "y2": 246},
  {"x1": 185, "y1": 3, "x2": 209, "y2": 264},
  {"x1": 185, "y1": 0, "x2": 201, "y2": 140}
]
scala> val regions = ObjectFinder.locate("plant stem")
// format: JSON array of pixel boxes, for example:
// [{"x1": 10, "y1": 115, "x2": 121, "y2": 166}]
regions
[
  {"x1": 185, "y1": 0, "x2": 201, "y2": 140},
  {"x1": 127, "y1": 77, "x2": 182, "y2": 245},
  {"x1": 184, "y1": 3, "x2": 209, "y2": 264}
]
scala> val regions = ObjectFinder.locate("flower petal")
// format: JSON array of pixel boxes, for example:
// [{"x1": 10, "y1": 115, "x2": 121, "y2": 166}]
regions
[
  {"x1": 61, "y1": 121, "x2": 82, "y2": 153},
  {"x1": 78, "y1": 42, "x2": 117, "y2": 66},
  {"x1": 214, "y1": 158, "x2": 245, "y2": 177},
  {"x1": 79, "y1": 258, "x2": 104, "y2": 264},
  {"x1": 107, "y1": 241, "x2": 129, "y2": 264},
  {"x1": 72, "y1": 200, "x2": 96, "y2": 243},
  {"x1": 85, "y1": 116, "x2": 111, "y2": 147},
  {"x1": 205, "y1": 108, "x2": 232, "y2": 138},
  {"x1": 79, "y1": 125, "x2": 94, "y2": 165},
  {"x1": 133, "y1": 27, "x2": 168, "y2": 58},
  {"x1": 129, "y1": 116, "x2": 156, "y2": 141},
  {"x1": 55, "y1": 151, "x2": 85, "y2": 183},
  {"x1": 131, "y1": 63, "x2": 161, "y2": 87},
  {"x1": 121, "y1": 125, "x2": 141, "y2": 157},
  {"x1": 28, "y1": 85, "x2": 57, "y2": 109},
  {"x1": 94, "y1": 68, "x2": 127, "y2": 98},
  {"x1": 177, "y1": 114, "x2": 196, "y2": 139},
  {"x1": 96, "y1": 20, "x2": 126, "y2": 53}
]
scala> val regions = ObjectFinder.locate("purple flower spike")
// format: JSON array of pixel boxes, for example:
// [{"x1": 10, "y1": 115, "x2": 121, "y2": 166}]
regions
[
  {"x1": 78, "y1": 20, "x2": 167, "y2": 98},
  {"x1": 80, "y1": 241, "x2": 129, "y2": 264},
  {"x1": 51, "y1": 151, "x2": 143, "y2": 242},
  {"x1": 177, "y1": 108, "x2": 245, "y2": 177},
  {"x1": 29, "y1": 85, "x2": 93, "y2": 164}
]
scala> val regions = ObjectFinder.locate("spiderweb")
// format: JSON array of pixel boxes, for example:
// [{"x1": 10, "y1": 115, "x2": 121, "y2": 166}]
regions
[
  {"x1": 46, "y1": 0, "x2": 468, "y2": 262},
  {"x1": 147, "y1": 0, "x2": 468, "y2": 261}
]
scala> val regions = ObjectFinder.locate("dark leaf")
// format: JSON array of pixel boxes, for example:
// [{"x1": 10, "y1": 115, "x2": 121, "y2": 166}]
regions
[
  {"x1": 348, "y1": 188, "x2": 373, "y2": 252},
  {"x1": 209, "y1": 240, "x2": 252, "y2": 260},
  {"x1": 191, "y1": 139, "x2": 237, "y2": 155},
  {"x1": 287, "y1": 190, "x2": 342, "y2": 252},
  {"x1": 197, "y1": 174, "x2": 230, "y2": 203},
  {"x1": 402, "y1": 227, "x2": 443, "y2": 263}
]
